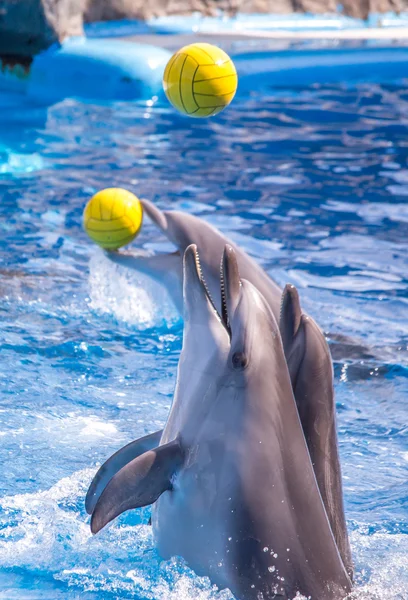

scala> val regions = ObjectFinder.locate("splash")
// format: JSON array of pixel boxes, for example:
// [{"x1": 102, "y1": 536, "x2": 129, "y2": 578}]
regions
[
  {"x1": 0, "y1": 470, "x2": 234, "y2": 599},
  {"x1": 0, "y1": 146, "x2": 44, "y2": 175},
  {"x1": 349, "y1": 528, "x2": 408, "y2": 600},
  {"x1": 88, "y1": 250, "x2": 179, "y2": 330}
]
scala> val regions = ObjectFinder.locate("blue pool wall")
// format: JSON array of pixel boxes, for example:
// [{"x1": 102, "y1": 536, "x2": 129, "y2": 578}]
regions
[{"x1": 1, "y1": 13, "x2": 408, "y2": 103}]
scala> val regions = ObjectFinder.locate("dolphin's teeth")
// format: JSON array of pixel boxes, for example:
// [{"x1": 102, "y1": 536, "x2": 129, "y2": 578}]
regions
[
  {"x1": 220, "y1": 256, "x2": 230, "y2": 335},
  {"x1": 194, "y1": 248, "x2": 218, "y2": 318},
  {"x1": 279, "y1": 288, "x2": 286, "y2": 325}
]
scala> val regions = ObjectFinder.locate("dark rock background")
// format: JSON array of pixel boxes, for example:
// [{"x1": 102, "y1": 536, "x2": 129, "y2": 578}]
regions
[
  {"x1": 84, "y1": 0, "x2": 408, "y2": 21},
  {"x1": 1, "y1": 0, "x2": 408, "y2": 58},
  {"x1": 0, "y1": 0, "x2": 84, "y2": 56}
]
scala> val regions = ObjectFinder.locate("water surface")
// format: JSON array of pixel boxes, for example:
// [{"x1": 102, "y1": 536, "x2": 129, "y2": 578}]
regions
[{"x1": 0, "y1": 77, "x2": 407, "y2": 598}]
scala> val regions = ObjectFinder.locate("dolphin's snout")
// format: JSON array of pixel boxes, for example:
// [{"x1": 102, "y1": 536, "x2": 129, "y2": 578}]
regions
[
  {"x1": 140, "y1": 198, "x2": 168, "y2": 232},
  {"x1": 183, "y1": 244, "x2": 221, "y2": 324},
  {"x1": 220, "y1": 245, "x2": 241, "y2": 336}
]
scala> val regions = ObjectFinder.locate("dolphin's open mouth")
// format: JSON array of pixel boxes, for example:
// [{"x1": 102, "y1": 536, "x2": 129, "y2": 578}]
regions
[
  {"x1": 188, "y1": 244, "x2": 241, "y2": 340},
  {"x1": 192, "y1": 246, "x2": 218, "y2": 313},
  {"x1": 220, "y1": 254, "x2": 230, "y2": 337},
  {"x1": 190, "y1": 244, "x2": 228, "y2": 331}
]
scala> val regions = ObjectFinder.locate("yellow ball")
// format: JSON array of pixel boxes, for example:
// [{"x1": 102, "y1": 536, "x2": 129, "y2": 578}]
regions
[
  {"x1": 163, "y1": 43, "x2": 238, "y2": 118},
  {"x1": 83, "y1": 188, "x2": 143, "y2": 250}
]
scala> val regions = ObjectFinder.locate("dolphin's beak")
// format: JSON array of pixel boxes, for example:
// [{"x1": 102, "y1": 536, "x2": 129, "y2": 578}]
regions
[
  {"x1": 183, "y1": 244, "x2": 221, "y2": 323},
  {"x1": 184, "y1": 244, "x2": 233, "y2": 333},
  {"x1": 183, "y1": 244, "x2": 242, "y2": 335},
  {"x1": 220, "y1": 245, "x2": 242, "y2": 337}
]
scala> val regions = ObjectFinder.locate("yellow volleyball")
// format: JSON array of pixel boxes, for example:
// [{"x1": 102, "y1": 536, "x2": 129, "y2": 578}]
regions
[
  {"x1": 83, "y1": 188, "x2": 143, "y2": 250},
  {"x1": 163, "y1": 43, "x2": 238, "y2": 118}
]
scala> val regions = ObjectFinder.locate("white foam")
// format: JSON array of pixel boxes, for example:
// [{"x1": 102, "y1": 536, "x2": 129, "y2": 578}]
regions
[
  {"x1": 349, "y1": 529, "x2": 408, "y2": 599},
  {"x1": 78, "y1": 418, "x2": 118, "y2": 438},
  {"x1": 3, "y1": 413, "x2": 123, "y2": 446},
  {"x1": 0, "y1": 469, "x2": 234, "y2": 598},
  {"x1": 0, "y1": 150, "x2": 44, "y2": 175},
  {"x1": 0, "y1": 471, "x2": 405, "y2": 598},
  {"x1": 0, "y1": 469, "x2": 93, "y2": 570},
  {"x1": 253, "y1": 174, "x2": 302, "y2": 185}
]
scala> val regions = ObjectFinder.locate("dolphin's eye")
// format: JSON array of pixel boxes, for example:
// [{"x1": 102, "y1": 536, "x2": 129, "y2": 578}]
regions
[{"x1": 232, "y1": 352, "x2": 248, "y2": 370}]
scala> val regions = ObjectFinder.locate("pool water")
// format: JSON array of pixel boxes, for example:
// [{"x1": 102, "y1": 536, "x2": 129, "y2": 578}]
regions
[{"x1": 0, "y1": 77, "x2": 407, "y2": 599}]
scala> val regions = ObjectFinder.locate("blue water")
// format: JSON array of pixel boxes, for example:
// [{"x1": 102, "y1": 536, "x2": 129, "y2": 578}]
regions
[{"x1": 0, "y1": 76, "x2": 407, "y2": 599}]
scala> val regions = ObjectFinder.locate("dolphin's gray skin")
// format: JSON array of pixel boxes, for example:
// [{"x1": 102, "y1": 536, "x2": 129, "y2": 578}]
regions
[
  {"x1": 89, "y1": 245, "x2": 352, "y2": 600},
  {"x1": 280, "y1": 284, "x2": 353, "y2": 580},
  {"x1": 105, "y1": 198, "x2": 353, "y2": 576}
]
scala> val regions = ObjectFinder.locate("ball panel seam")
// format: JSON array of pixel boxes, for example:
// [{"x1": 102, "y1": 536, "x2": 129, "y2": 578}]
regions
[
  {"x1": 194, "y1": 90, "x2": 237, "y2": 97},
  {"x1": 194, "y1": 71, "x2": 236, "y2": 84},
  {"x1": 90, "y1": 230, "x2": 138, "y2": 244},
  {"x1": 179, "y1": 54, "x2": 188, "y2": 114},
  {"x1": 164, "y1": 52, "x2": 180, "y2": 106},
  {"x1": 189, "y1": 64, "x2": 200, "y2": 113}
]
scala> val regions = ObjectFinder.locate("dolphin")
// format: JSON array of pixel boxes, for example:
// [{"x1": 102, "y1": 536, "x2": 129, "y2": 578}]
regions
[
  {"x1": 280, "y1": 285, "x2": 353, "y2": 579},
  {"x1": 102, "y1": 198, "x2": 353, "y2": 576},
  {"x1": 88, "y1": 245, "x2": 352, "y2": 600},
  {"x1": 106, "y1": 199, "x2": 376, "y2": 368}
]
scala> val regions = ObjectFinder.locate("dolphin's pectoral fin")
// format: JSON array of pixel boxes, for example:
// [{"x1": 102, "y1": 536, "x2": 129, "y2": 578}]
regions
[
  {"x1": 90, "y1": 438, "x2": 184, "y2": 534},
  {"x1": 85, "y1": 429, "x2": 163, "y2": 515}
]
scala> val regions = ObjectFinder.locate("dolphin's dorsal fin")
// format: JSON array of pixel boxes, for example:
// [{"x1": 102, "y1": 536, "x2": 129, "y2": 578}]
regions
[
  {"x1": 85, "y1": 429, "x2": 163, "y2": 515},
  {"x1": 91, "y1": 438, "x2": 184, "y2": 534},
  {"x1": 280, "y1": 285, "x2": 354, "y2": 579}
]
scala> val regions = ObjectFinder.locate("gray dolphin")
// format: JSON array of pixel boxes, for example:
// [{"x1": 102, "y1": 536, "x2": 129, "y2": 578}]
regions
[
  {"x1": 280, "y1": 285, "x2": 353, "y2": 579},
  {"x1": 89, "y1": 245, "x2": 352, "y2": 600},
  {"x1": 103, "y1": 198, "x2": 353, "y2": 577}
]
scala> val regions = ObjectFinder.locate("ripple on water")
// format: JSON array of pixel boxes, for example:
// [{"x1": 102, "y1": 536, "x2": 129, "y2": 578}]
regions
[{"x1": 0, "y1": 75, "x2": 407, "y2": 598}]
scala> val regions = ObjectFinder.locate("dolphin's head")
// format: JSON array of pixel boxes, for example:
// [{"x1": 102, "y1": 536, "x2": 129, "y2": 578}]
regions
[
  {"x1": 166, "y1": 241, "x2": 291, "y2": 450},
  {"x1": 181, "y1": 243, "x2": 281, "y2": 388},
  {"x1": 222, "y1": 245, "x2": 282, "y2": 387}
]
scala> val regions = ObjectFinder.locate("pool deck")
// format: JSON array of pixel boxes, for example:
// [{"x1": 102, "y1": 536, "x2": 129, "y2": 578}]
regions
[{"x1": 122, "y1": 28, "x2": 408, "y2": 54}]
